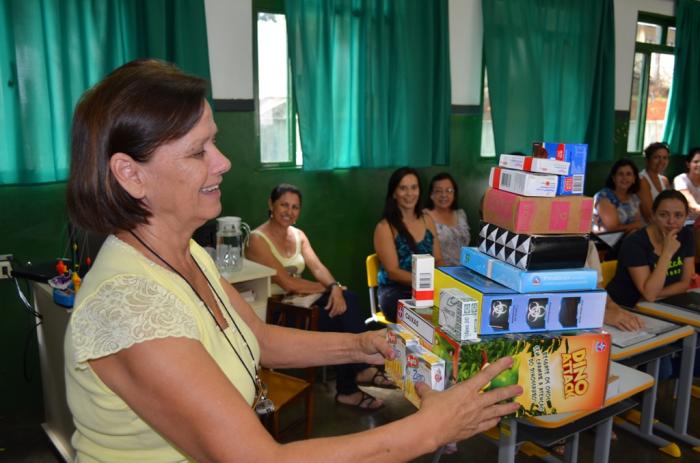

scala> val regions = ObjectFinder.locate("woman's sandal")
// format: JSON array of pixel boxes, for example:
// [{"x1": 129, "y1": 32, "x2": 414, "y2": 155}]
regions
[
  {"x1": 335, "y1": 391, "x2": 384, "y2": 411},
  {"x1": 357, "y1": 368, "x2": 398, "y2": 389}
]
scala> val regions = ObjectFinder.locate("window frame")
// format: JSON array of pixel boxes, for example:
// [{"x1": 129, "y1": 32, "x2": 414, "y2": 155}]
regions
[
  {"x1": 479, "y1": 58, "x2": 497, "y2": 162},
  {"x1": 253, "y1": 3, "x2": 301, "y2": 169},
  {"x1": 626, "y1": 12, "x2": 675, "y2": 156}
]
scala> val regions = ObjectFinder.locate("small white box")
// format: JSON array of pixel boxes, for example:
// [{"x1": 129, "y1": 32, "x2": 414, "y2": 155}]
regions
[
  {"x1": 411, "y1": 254, "x2": 434, "y2": 308},
  {"x1": 498, "y1": 154, "x2": 570, "y2": 176},
  {"x1": 385, "y1": 324, "x2": 419, "y2": 390},
  {"x1": 404, "y1": 344, "x2": 445, "y2": 408},
  {"x1": 489, "y1": 167, "x2": 558, "y2": 197},
  {"x1": 397, "y1": 299, "x2": 435, "y2": 348},
  {"x1": 438, "y1": 288, "x2": 478, "y2": 341}
]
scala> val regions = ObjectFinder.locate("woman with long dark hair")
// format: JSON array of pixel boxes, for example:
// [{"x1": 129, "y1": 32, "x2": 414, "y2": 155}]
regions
[
  {"x1": 373, "y1": 167, "x2": 443, "y2": 322},
  {"x1": 592, "y1": 158, "x2": 644, "y2": 234}
]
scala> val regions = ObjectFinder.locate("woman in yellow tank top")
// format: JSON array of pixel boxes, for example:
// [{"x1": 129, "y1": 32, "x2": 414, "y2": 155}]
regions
[{"x1": 247, "y1": 184, "x2": 395, "y2": 410}]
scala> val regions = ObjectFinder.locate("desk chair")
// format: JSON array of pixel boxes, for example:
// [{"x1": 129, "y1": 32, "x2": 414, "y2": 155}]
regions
[
  {"x1": 259, "y1": 368, "x2": 313, "y2": 440},
  {"x1": 365, "y1": 254, "x2": 388, "y2": 324},
  {"x1": 601, "y1": 260, "x2": 617, "y2": 288}
]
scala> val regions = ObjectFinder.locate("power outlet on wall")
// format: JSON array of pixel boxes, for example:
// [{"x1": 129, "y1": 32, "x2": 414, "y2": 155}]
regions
[{"x1": 0, "y1": 254, "x2": 13, "y2": 279}]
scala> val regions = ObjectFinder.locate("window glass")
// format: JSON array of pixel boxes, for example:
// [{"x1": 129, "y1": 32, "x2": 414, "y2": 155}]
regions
[
  {"x1": 666, "y1": 27, "x2": 676, "y2": 47},
  {"x1": 627, "y1": 53, "x2": 645, "y2": 152},
  {"x1": 257, "y1": 13, "x2": 295, "y2": 164},
  {"x1": 480, "y1": 71, "x2": 496, "y2": 158},
  {"x1": 636, "y1": 22, "x2": 662, "y2": 44},
  {"x1": 643, "y1": 53, "x2": 674, "y2": 148}
]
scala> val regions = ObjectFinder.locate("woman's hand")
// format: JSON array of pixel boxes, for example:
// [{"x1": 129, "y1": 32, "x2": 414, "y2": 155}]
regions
[
  {"x1": 352, "y1": 329, "x2": 394, "y2": 365},
  {"x1": 661, "y1": 229, "x2": 681, "y2": 257},
  {"x1": 604, "y1": 303, "x2": 645, "y2": 331},
  {"x1": 325, "y1": 285, "x2": 347, "y2": 317},
  {"x1": 416, "y1": 357, "x2": 522, "y2": 446}
]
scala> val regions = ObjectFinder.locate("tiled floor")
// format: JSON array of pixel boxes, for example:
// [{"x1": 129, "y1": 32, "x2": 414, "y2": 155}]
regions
[{"x1": 2, "y1": 377, "x2": 698, "y2": 462}]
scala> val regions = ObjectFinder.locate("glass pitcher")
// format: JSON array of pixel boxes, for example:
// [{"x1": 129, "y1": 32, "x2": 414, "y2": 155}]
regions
[{"x1": 215, "y1": 216, "x2": 250, "y2": 275}]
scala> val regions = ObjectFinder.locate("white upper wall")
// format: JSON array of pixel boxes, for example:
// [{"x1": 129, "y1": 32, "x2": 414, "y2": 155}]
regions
[{"x1": 204, "y1": 0, "x2": 676, "y2": 110}]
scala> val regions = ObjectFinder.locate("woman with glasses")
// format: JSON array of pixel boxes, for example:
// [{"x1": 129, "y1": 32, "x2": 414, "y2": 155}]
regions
[
  {"x1": 374, "y1": 167, "x2": 443, "y2": 322},
  {"x1": 639, "y1": 142, "x2": 672, "y2": 223},
  {"x1": 424, "y1": 172, "x2": 470, "y2": 266}
]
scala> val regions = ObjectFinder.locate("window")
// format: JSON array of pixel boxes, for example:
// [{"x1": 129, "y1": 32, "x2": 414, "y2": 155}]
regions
[
  {"x1": 256, "y1": 12, "x2": 302, "y2": 167},
  {"x1": 626, "y1": 13, "x2": 675, "y2": 153},
  {"x1": 480, "y1": 70, "x2": 496, "y2": 158}
]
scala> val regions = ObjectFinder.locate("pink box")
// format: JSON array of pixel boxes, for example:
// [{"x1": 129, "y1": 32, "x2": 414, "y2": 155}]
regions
[{"x1": 483, "y1": 188, "x2": 593, "y2": 234}]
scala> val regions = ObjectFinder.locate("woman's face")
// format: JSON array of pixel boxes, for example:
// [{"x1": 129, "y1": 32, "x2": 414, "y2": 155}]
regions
[
  {"x1": 647, "y1": 148, "x2": 669, "y2": 174},
  {"x1": 269, "y1": 192, "x2": 301, "y2": 228},
  {"x1": 612, "y1": 165, "x2": 636, "y2": 193},
  {"x1": 652, "y1": 199, "x2": 688, "y2": 234},
  {"x1": 430, "y1": 178, "x2": 456, "y2": 211},
  {"x1": 140, "y1": 101, "x2": 230, "y2": 228},
  {"x1": 393, "y1": 174, "x2": 420, "y2": 211},
  {"x1": 687, "y1": 153, "x2": 700, "y2": 176}
]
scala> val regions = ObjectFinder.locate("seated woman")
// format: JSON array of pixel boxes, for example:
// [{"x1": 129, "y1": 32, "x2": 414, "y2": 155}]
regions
[
  {"x1": 592, "y1": 158, "x2": 644, "y2": 235},
  {"x1": 639, "y1": 142, "x2": 672, "y2": 223},
  {"x1": 606, "y1": 189, "x2": 695, "y2": 309},
  {"x1": 374, "y1": 167, "x2": 443, "y2": 322},
  {"x1": 423, "y1": 172, "x2": 470, "y2": 266},
  {"x1": 673, "y1": 147, "x2": 700, "y2": 263},
  {"x1": 246, "y1": 184, "x2": 393, "y2": 410}
]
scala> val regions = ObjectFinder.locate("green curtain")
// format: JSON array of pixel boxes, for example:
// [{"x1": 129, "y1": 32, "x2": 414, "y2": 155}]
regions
[
  {"x1": 663, "y1": 0, "x2": 700, "y2": 155},
  {"x1": 482, "y1": 0, "x2": 615, "y2": 161},
  {"x1": 0, "y1": 0, "x2": 210, "y2": 185},
  {"x1": 285, "y1": 0, "x2": 451, "y2": 170}
]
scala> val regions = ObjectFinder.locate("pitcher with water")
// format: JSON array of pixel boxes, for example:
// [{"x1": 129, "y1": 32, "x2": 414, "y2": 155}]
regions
[{"x1": 216, "y1": 216, "x2": 250, "y2": 275}]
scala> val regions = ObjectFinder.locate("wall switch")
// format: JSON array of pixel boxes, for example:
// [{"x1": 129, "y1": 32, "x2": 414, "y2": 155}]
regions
[{"x1": 0, "y1": 254, "x2": 13, "y2": 279}]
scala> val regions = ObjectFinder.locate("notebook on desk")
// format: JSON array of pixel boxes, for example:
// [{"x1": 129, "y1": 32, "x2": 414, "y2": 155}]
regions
[
  {"x1": 605, "y1": 313, "x2": 678, "y2": 348},
  {"x1": 656, "y1": 292, "x2": 700, "y2": 314}
]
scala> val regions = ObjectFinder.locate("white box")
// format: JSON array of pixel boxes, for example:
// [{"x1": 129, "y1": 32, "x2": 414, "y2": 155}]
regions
[
  {"x1": 438, "y1": 288, "x2": 479, "y2": 341},
  {"x1": 404, "y1": 344, "x2": 445, "y2": 408},
  {"x1": 385, "y1": 324, "x2": 419, "y2": 390},
  {"x1": 397, "y1": 299, "x2": 434, "y2": 348},
  {"x1": 489, "y1": 167, "x2": 558, "y2": 197},
  {"x1": 498, "y1": 154, "x2": 570, "y2": 176},
  {"x1": 411, "y1": 254, "x2": 434, "y2": 308}
]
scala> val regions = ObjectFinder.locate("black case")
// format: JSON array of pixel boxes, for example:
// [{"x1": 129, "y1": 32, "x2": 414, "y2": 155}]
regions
[{"x1": 477, "y1": 221, "x2": 589, "y2": 270}]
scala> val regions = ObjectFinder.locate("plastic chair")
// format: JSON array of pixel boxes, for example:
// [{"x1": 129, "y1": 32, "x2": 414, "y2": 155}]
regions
[
  {"x1": 365, "y1": 254, "x2": 388, "y2": 324},
  {"x1": 601, "y1": 260, "x2": 617, "y2": 288},
  {"x1": 259, "y1": 368, "x2": 313, "y2": 440}
]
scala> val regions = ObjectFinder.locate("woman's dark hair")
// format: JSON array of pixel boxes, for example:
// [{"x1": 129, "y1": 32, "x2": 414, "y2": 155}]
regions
[
  {"x1": 685, "y1": 147, "x2": 700, "y2": 165},
  {"x1": 425, "y1": 172, "x2": 458, "y2": 210},
  {"x1": 269, "y1": 183, "x2": 302, "y2": 216},
  {"x1": 382, "y1": 167, "x2": 422, "y2": 250},
  {"x1": 643, "y1": 142, "x2": 670, "y2": 158},
  {"x1": 604, "y1": 158, "x2": 640, "y2": 194},
  {"x1": 652, "y1": 189, "x2": 689, "y2": 214},
  {"x1": 67, "y1": 59, "x2": 208, "y2": 234}
]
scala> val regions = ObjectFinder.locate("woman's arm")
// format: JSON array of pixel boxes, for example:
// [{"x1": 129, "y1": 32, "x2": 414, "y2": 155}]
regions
[
  {"x1": 628, "y1": 230, "x2": 683, "y2": 301},
  {"x1": 596, "y1": 198, "x2": 642, "y2": 233},
  {"x1": 677, "y1": 188, "x2": 700, "y2": 216},
  {"x1": 657, "y1": 256, "x2": 694, "y2": 298},
  {"x1": 603, "y1": 295, "x2": 645, "y2": 331},
  {"x1": 373, "y1": 220, "x2": 412, "y2": 285},
  {"x1": 424, "y1": 214, "x2": 444, "y2": 266},
  {"x1": 298, "y1": 230, "x2": 347, "y2": 317},
  {"x1": 90, "y1": 319, "x2": 521, "y2": 462},
  {"x1": 246, "y1": 232, "x2": 325, "y2": 294},
  {"x1": 638, "y1": 178, "x2": 653, "y2": 223}
]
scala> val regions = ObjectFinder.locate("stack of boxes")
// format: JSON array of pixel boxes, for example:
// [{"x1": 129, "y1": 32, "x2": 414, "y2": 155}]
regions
[{"x1": 386, "y1": 143, "x2": 612, "y2": 418}]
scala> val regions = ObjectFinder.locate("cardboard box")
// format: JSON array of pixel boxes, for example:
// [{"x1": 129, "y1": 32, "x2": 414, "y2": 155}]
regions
[
  {"x1": 438, "y1": 288, "x2": 479, "y2": 341},
  {"x1": 489, "y1": 167, "x2": 558, "y2": 197},
  {"x1": 461, "y1": 247, "x2": 598, "y2": 293},
  {"x1": 397, "y1": 299, "x2": 434, "y2": 348},
  {"x1": 532, "y1": 142, "x2": 587, "y2": 195},
  {"x1": 431, "y1": 329, "x2": 611, "y2": 417},
  {"x1": 482, "y1": 188, "x2": 593, "y2": 235},
  {"x1": 385, "y1": 324, "x2": 419, "y2": 389},
  {"x1": 499, "y1": 153, "x2": 570, "y2": 176},
  {"x1": 476, "y1": 221, "x2": 589, "y2": 270},
  {"x1": 435, "y1": 267, "x2": 606, "y2": 334},
  {"x1": 404, "y1": 344, "x2": 445, "y2": 408},
  {"x1": 412, "y1": 254, "x2": 434, "y2": 308}
]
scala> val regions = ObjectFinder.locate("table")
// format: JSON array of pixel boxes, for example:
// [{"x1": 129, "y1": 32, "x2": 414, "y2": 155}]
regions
[
  {"x1": 632, "y1": 300, "x2": 700, "y2": 453},
  {"x1": 224, "y1": 258, "x2": 276, "y2": 320},
  {"x1": 488, "y1": 362, "x2": 654, "y2": 463}
]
